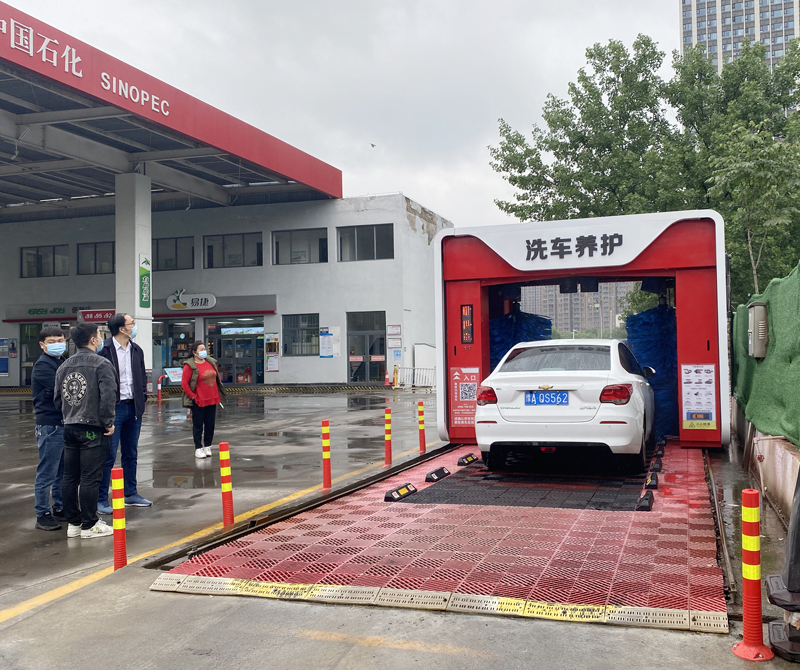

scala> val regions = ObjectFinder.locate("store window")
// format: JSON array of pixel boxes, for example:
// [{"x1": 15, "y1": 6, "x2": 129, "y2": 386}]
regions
[
  {"x1": 19, "y1": 321, "x2": 71, "y2": 386},
  {"x1": 282, "y1": 314, "x2": 319, "y2": 356},
  {"x1": 152, "y1": 319, "x2": 195, "y2": 369},
  {"x1": 337, "y1": 224, "x2": 394, "y2": 261},
  {"x1": 204, "y1": 233, "x2": 263, "y2": 268},
  {"x1": 153, "y1": 237, "x2": 194, "y2": 271},
  {"x1": 78, "y1": 242, "x2": 115, "y2": 275},
  {"x1": 20, "y1": 245, "x2": 69, "y2": 278},
  {"x1": 273, "y1": 228, "x2": 328, "y2": 265}
]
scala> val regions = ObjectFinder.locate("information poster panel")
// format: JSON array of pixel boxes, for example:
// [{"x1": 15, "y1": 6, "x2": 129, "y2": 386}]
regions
[
  {"x1": 449, "y1": 367, "x2": 480, "y2": 428},
  {"x1": 681, "y1": 363, "x2": 716, "y2": 430}
]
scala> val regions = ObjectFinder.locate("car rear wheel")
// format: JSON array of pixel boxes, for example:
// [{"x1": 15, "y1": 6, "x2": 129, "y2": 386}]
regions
[
  {"x1": 625, "y1": 426, "x2": 647, "y2": 475},
  {"x1": 484, "y1": 448, "x2": 506, "y2": 472}
]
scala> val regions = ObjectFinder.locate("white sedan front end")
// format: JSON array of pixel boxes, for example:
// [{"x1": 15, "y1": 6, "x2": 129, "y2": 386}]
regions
[{"x1": 474, "y1": 340, "x2": 654, "y2": 471}]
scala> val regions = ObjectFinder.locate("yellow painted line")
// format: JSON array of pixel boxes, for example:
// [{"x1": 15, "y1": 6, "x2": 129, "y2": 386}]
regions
[
  {"x1": 0, "y1": 440, "x2": 447, "y2": 625},
  {"x1": 292, "y1": 629, "x2": 491, "y2": 658}
]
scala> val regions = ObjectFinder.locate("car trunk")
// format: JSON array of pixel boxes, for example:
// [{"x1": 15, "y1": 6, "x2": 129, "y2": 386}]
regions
[{"x1": 493, "y1": 371, "x2": 610, "y2": 423}]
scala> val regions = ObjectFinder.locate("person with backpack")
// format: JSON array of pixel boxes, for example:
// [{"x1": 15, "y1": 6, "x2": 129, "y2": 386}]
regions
[{"x1": 181, "y1": 341, "x2": 226, "y2": 459}]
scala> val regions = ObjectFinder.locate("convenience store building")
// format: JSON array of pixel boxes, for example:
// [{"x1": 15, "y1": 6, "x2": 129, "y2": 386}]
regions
[{"x1": 0, "y1": 4, "x2": 450, "y2": 387}]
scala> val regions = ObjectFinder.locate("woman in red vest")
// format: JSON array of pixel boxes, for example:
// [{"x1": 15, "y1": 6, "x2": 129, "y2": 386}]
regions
[{"x1": 181, "y1": 342, "x2": 226, "y2": 459}]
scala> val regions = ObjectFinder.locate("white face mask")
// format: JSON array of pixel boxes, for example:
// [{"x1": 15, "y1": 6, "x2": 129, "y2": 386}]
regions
[{"x1": 197, "y1": 350, "x2": 208, "y2": 359}]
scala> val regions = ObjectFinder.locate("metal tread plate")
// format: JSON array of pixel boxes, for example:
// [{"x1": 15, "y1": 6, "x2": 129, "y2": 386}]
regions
[
  {"x1": 174, "y1": 576, "x2": 241, "y2": 595},
  {"x1": 307, "y1": 585, "x2": 381, "y2": 604},
  {"x1": 231, "y1": 581, "x2": 316, "y2": 600},
  {"x1": 689, "y1": 611, "x2": 729, "y2": 633},
  {"x1": 447, "y1": 594, "x2": 526, "y2": 616},
  {"x1": 374, "y1": 588, "x2": 451, "y2": 610},
  {"x1": 522, "y1": 600, "x2": 606, "y2": 623},
  {"x1": 149, "y1": 574, "x2": 188, "y2": 592},
  {"x1": 606, "y1": 606, "x2": 690, "y2": 630}
]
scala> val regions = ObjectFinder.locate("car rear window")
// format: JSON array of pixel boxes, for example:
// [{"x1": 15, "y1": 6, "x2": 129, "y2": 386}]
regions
[{"x1": 499, "y1": 345, "x2": 611, "y2": 372}]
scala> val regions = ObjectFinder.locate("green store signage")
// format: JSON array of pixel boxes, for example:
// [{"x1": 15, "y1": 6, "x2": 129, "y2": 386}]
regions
[
  {"x1": 139, "y1": 254, "x2": 151, "y2": 309},
  {"x1": 27, "y1": 307, "x2": 66, "y2": 315}
]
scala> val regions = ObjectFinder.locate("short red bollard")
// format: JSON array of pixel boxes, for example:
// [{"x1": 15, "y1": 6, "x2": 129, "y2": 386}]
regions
[
  {"x1": 733, "y1": 488, "x2": 774, "y2": 661},
  {"x1": 157, "y1": 374, "x2": 167, "y2": 408},
  {"x1": 111, "y1": 467, "x2": 127, "y2": 570},
  {"x1": 219, "y1": 442, "x2": 235, "y2": 527},
  {"x1": 321, "y1": 420, "x2": 332, "y2": 492},
  {"x1": 418, "y1": 401, "x2": 426, "y2": 455},
  {"x1": 383, "y1": 408, "x2": 392, "y2": 468}
]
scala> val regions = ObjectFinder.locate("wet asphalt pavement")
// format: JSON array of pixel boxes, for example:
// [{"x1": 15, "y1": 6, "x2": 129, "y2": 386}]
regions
[{"x1": 0, "y1": 390, "x2": 439, "y2": 612}]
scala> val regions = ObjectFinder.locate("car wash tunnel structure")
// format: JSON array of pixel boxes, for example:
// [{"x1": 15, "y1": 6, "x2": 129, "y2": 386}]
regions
[{"x1": 149, "y1": 211, "x2": 731, "y2": 634}]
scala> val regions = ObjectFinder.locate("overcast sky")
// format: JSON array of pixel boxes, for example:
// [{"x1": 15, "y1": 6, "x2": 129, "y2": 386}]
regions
[{"x1": 9, "y1": 1, "x2": 678, "y2": 227}]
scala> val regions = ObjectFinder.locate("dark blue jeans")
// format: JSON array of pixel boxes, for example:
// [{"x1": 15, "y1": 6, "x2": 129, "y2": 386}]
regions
[
  {"x1": 34, "y1": 424, "x2": 64, "y2": 516},
  {"x1": 98, "y1": 401, "x2": 142, "y2": 504}
]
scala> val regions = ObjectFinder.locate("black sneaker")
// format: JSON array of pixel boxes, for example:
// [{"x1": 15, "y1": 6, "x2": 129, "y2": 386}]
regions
[
  {"x1": 52, "y1": 507, "x2": 65, "y2": 521},
  {"x1": 36, "y1": 512, "x2": 62, "y2": 531}
]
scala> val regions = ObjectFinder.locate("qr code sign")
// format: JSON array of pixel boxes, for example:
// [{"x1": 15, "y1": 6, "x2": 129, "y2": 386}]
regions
[{"x1": 459, "y1": 383, "x2": 477, "y2": 401}]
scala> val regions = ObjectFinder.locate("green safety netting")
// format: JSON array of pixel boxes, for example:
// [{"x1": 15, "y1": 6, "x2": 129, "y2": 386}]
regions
[{"x1": 732, "y1": 261, "x2": 800, "y2": 447}]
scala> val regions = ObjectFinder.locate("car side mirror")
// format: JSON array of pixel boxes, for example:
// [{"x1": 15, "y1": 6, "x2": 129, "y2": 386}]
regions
[{"x1": 642, "y1": 366, "x2": 656, "y2": 379}]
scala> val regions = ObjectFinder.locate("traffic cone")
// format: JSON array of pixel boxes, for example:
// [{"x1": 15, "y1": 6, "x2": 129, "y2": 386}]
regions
[{"x1": 384, "y1": 368, "x2": 390, "y2": 386}]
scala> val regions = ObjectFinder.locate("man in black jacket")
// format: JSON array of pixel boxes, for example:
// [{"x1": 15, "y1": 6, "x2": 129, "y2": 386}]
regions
[
  {"x1": 31, "y1": 326, "x2": 67, "y2": 531},
  {"x1": 54, "y1": 323, "x2": 117, "y2": 539},
  {"x1": 97, "y1": 313, "x2": 151, "y2": 513}
]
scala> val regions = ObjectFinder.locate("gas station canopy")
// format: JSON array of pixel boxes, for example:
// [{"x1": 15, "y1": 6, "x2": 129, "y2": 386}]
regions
[{"x1": 0, "y1": 2, "x2": 342, "y2": 223}]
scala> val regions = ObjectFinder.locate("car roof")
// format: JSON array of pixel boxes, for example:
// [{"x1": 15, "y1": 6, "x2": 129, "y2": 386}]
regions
[{"x1": 510, "y1": 339, "x2": 620, "y2": 348}]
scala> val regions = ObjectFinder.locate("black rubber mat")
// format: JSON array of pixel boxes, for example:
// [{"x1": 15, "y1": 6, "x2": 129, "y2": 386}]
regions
[{"x1": 401, "y1": 465, "x2": 646, "y2": 511}]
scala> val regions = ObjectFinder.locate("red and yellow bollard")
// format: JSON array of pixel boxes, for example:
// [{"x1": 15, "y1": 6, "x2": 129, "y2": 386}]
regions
[
  {"x1": 418, "y1": 401, "x2": 426, "y2": 455},
  {"x1": 383, "y1": 408, "x2": 392, "y2": 468},
  {"x1": 732, "y1": 488, "x2": 774, "y2": 661},
  {"x1": 111, "y1": 466, "x2": 127, "y2": 570},
  {"x1": 219, "y1": 442, "x2": 235, "y2": 527},
  {"x1": 321, "y1": 420, "x2": 332, "y2": 492}
]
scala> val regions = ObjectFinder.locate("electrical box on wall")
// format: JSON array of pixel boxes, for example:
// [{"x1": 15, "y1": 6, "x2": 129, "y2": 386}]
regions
[{"x1": 748, "y1": 301, "x2": 768, "y2": 359}]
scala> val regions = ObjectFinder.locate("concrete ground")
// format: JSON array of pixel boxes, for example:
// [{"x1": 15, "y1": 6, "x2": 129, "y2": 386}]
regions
[
  {"x1": 0, "y1": 391, "x2": 792, "y2": 668},
  {"x1": 0, "y1": 390, "x2": 438, "y2": 614}
]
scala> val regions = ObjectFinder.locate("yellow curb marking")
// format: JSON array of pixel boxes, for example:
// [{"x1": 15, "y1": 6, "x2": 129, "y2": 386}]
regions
[{"x1": 0, "y1": 440, "x2": 445, "y2": 625}]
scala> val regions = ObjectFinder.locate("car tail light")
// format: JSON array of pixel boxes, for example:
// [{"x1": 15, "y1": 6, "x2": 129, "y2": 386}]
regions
[
  {"x1": 476, "y1": 385, "x2": 498, "y2": 405},
  {"x1": 600, "y1": 384, "x2": 633, "y2": 405}
]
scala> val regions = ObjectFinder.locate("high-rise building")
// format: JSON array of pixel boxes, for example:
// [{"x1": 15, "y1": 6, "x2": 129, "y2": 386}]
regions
[
  {"x1": 680, "y1": 0, "x2": 797, "y2": 74},
  {"x1": 520, "y1": 282, "x2": 636, "y2": 336}
]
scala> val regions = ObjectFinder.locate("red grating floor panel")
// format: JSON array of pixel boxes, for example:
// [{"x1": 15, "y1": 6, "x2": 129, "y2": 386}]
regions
[{"x1": 169, "y1": 442, "x2": 726, "y2": 619}]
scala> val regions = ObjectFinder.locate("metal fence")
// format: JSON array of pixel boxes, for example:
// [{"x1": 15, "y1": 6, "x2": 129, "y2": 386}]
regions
[{"x1": 394, "y1": 366, "x2": 435, "y2": 388}]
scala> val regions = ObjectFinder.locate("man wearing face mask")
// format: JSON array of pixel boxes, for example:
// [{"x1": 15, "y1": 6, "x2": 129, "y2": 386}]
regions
[
  {"x1": 31, "y1": 326, "x2": 68, "y2": 531},
  {"x1": 54, "y1": 323, "x2": 117, "y2": 538},
  {"x1": 96, "y1": 313, "x2": 151, "y2": 513}
]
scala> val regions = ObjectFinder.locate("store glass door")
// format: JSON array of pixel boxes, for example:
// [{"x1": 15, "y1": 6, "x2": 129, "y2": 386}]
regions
[
  {"x1": 213, "y1": 335, "x2": 264, "y2": 385},
  {"x1": 347, "y1": 312, "x2": 386, "y2": 384}
]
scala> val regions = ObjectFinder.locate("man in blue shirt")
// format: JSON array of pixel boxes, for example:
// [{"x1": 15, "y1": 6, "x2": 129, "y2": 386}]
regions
[{"x1": 31, "y1": 326, "x2": 67, "y2": 531}]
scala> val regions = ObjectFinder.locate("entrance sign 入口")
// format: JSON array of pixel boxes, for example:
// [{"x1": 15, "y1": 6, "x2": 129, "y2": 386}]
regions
[
  {"x1": 681, "y1": 364, "x2": 717, "y2": 430},
  {"x1": 450, "y1": 367, "x2": 480, "y2": 428}
]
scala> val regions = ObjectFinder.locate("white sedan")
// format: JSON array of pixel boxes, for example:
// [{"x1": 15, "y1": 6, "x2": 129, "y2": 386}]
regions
[{"x1": 474, "y1": 339, "x2": 655, "y2": 472}]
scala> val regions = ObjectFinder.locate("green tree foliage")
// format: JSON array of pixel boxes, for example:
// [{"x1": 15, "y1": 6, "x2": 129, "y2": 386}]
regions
[
  {"x1": 619, "y1": 282, "x2": 660, "y2": 320},
  {"x1": 490, "y1": 36, "x2": 800, "y2": 306}
]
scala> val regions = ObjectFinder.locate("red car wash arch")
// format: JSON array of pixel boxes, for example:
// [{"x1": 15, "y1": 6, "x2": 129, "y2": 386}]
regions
[{"x1": 433, "y1": 211, "x2": 730, "y2": 449}]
